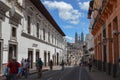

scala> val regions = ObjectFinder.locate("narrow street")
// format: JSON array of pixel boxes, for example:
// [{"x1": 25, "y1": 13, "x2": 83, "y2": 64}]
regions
[
  {"x1": 1, "y1": 0, "x2": 120, "y2": 80},
  {"x1": 20, "y1": 66, "x2": 93, "y2": 80}
]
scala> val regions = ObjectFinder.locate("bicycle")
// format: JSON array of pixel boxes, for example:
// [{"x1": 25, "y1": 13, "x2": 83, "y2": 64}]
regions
[{"x1": 37, "y1": 67, "x2": 42, "y2": 78}]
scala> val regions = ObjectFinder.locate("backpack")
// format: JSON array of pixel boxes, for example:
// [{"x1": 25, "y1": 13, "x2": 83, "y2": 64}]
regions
[
  {"x1": 9, "y1": 62, "x2": 19, "y2": 73},
  {"x1": 36, "y1": 60, "x2": 43, "y2": 67}
]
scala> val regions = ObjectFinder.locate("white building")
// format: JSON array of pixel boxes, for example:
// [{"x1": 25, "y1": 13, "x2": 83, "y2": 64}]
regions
[
  {"x1": 0, "y1": 0, "x2": 66, "y2": 75},
  {"x1": 85, "y1": 11, "x2": 94, "y2": 59},
  {"x1": 85, "y1": 33, "x2": 94, "y2": 56}
]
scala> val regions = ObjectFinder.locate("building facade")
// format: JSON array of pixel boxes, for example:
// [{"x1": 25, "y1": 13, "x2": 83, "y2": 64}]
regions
[
  {"x1": 88, "y1": 0, "x2": 120, "y2": 77},
  {"x1": 0, "y1": 0, "x2": 66, "y2": 75},
  {"x1": 85, "y1": 33, "x2": 94, "y2": 60},
  {"x1": 67, "y1": 32, "x2": 84, "y2": 65}
]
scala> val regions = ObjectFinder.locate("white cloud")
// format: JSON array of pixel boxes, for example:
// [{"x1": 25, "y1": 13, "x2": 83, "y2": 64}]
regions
[
  {"x1": 64, "y1": 25, "x2": 74, "y2": 29},
  {"x1": 78, "y1": 1, "x2": 89, "y2": 11},
  {"x1": 65, "y1": 36, "x2": 74, "y2": 42},
  {"x1": 43, "y1": 1, "x2": 81, "y2": 25},
  {"x1": 43, "y1": 1, "x2": 72, "y2": 10}
]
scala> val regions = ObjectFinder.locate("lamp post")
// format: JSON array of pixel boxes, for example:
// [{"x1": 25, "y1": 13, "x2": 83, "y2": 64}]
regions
[{"x1": 113, "y1": 29, "x2": 120, "y2": 35}]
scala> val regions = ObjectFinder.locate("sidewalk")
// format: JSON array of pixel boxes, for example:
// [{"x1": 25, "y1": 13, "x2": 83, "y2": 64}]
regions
[
  {"x1": 0, "y1": 66, "x2": 61, "y2": 80},
  {"x1": 85, "y1": 66, "x2": 120, "y2": 80},
  {"x1": 29, "y1": 65, "x2": 61, "y2": 74}
]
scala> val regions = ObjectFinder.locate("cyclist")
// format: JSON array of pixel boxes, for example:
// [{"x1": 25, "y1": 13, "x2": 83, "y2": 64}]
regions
[
  {"x1": 36, "y1": 58, "x2": 43, "y2": 78},
  {"x1": 3, "y1": 57, "x2": 21, "y2": 80}
]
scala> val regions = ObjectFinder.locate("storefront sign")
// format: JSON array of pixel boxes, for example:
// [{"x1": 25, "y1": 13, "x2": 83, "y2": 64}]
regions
[{"x1": 32, "y1": 43, "x2": 38, "y2": 47}]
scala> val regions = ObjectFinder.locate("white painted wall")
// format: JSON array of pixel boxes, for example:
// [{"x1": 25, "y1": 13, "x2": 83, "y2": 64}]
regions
[
  {"x1": 1, "y1": 0, "x2": 66, "y2": 65},
  {"x1": 2, "y1": 17, "x2": 11, "y2": 63},
  {"x1": 86, "y1": 33, "x2": 94, "y2": 50}
]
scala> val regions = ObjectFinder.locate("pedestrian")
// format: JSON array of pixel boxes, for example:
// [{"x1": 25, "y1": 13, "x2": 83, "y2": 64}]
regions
[
  {"x1": 36, "y1": 58, "x2": 43, "y2": 78},
  {"x1": 88, "y1": 59, "x2": 92, "y2": 72},
  {"x1": 20, "y1": 58, "x2": 24, "y2": 77},
  {"x1": 22, "y1": 59, "x2": 28, "y2": 79},
  {"x1": 49, "y1": 60, "x2": 53, "y2": 70},
  {"x1": 60, "y1": 60, "x2": 65, "y2": 70},
  {"x1": 26, "y1": 58, "x2": 30, "y2": 73},
  {"x1": 21, "y1": 58, "x2": 24, "y2": 67},
  {"x1": 3, "y1": 57, "x2": 21, "y2": 80}
]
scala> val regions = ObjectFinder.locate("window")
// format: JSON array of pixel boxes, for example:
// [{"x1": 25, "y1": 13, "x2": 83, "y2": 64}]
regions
[
  {"x1": 36, "y1": 23, "x2": 39, "y2": 38},
  {"x1": 52, "y1": 35, "x2": 53, "y2": 43},
  {"x1": 48, "y1": 32, "x2": 50, "y2": 42},
  {"x1": 27, "y1": 16, "x2": 31, "y2": 34},
  {"x1": 113, "y1": 17, "x2": 118, "y2": 30},
  {"x1": 43, "y1": 28, "x2": 45, "y2": 40},
  {"x1": 55, "y1": 37, "x2": 56, "y2": 45},
  {"x1": 12, "y1": 27, "x2": 16, "y2": 37}
]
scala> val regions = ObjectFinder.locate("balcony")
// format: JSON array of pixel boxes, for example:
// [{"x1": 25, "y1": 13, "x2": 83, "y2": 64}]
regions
[
  {"x1": 92, "y1": 0, "x2": 107, "y2": 28},
  {"x1": 92, "y1": 0, "x2": 117, "y2": 34}
]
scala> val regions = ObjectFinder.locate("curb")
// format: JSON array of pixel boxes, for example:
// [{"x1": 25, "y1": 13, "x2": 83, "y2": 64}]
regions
[{"x1": 29, "y1": 69, "x2": 49, "y2": 75}]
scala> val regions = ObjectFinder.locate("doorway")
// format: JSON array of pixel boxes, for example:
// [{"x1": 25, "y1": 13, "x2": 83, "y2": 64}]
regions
[
  {"x1": 48, "y1": 52, "x2": 50, "y2": 65},
  {"x1": 8, "y1": 44, "x2": 17, "y2": 61},
  {"x1": 36, "y1": 50, "x2": 39, "y2": 62},
  {"x1": 57, "y1": 53, "x2": 59, "y2": 65},
  {"x1": 28, "y1": 50, "x2": 33, "y2": 68},
  {"x1": 44, "y1": 51, "x2": 47, "y2": 66}
]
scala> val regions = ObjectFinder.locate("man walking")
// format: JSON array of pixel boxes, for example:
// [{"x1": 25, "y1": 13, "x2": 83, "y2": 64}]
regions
[
  {"x1": 36, "y1": 58, "x2": 43, "y2": 78},
  {"x1": 49, "y1": 60, "x2": 53, "y2": 70},
  {"x1": 60, "y1": 60, "x2": 65, "y2": 70},
  {"x1": 4, "y1": 57, "x2": 21, "y2": 80}
]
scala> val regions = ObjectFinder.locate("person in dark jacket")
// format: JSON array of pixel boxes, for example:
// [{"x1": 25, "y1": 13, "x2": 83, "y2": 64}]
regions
[
  {"x1": 60, "y1": 60, "x2": 65, "y2": 70},
  {"x1": 49, "y1": 60, "x2": 53, "y2": 70},
  {"x1": 88, "y1": 59, "x2": 92, "y2": 72},
  {"x1": 36, "y1": 58, "x2": 43, "y2": 78}
]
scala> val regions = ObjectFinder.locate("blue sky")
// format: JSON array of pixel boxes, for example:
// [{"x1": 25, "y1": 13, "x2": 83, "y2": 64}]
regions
[{"x1": 41, "y1": 0, "x2": 90, "y2": 43}]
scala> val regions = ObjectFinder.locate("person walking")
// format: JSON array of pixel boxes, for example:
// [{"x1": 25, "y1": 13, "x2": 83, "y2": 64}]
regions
[
  {"x1": 21, "y1": 58, "x2": 24, "y2": 67},
  {"x1": 49, "y1": 60, "x2": 53, "y2": 70},
  {"x1": 26, "y1": 58, "x2": 30, "y2": 73},
  {"x1": 3, "y1": 57, "x2": 21, "y2": 80},
  {"x1": 60, "y1": 60, "x2": 65, "y2": 70},
  {"x1": 22, "y1": 59, "x2": 29, "y2": 79},
  {"x1": 36, "y1": 58, "x2": 43, "y2": 78},
  {"x1": 88, "y1": 58, "x2": 92, "y2": 72}
]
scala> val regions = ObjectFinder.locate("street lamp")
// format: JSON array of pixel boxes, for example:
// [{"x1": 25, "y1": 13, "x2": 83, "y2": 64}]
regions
[{"x1": 113, "y1": 29, "x2": 120, "y2": 35}]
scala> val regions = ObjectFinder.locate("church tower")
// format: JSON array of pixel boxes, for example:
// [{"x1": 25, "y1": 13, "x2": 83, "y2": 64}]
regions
[
  {"x1": 78, "y1": 35, "x2": 81, "y2": 43},
  {"x1": 75, "y1": 32, "x2": 78, "y2": 43},
  {"x1": 81, "y1": 32, "x2": 84, "y2": 42}
]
